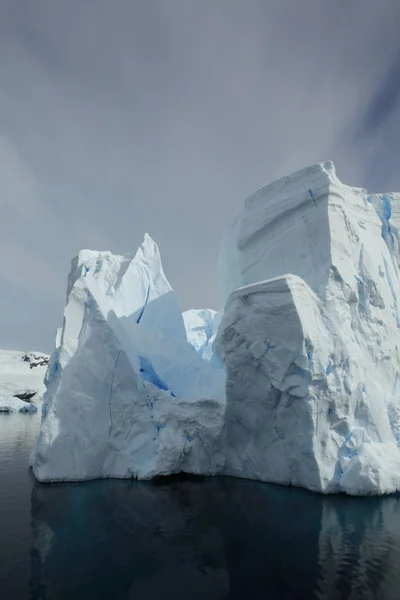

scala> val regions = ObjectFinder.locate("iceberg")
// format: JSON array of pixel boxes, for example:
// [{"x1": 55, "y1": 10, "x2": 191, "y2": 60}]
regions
[
  {"x1": 32, "y1": 235, "x2": 225, "y2": 482},
  {"x1": 216, "y1": 161, "x2": 400, "y2": 495},
  {"x1": 32, "y1": 162, "x2": 400, "y2": 495}
]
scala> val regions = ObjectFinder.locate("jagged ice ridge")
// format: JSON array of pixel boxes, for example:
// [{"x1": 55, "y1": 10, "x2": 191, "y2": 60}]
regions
[{"x1": 31, "y1": 161, "x2": 400, "y2": 495}]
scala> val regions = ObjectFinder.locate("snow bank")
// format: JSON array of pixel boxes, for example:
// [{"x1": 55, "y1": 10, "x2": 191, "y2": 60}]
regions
[
  {"x1": 0, "y1": 351, "x2": 48, "y2": 413},
  {"x1": 0, "y1": 396, "x2": 38, "y2": 413}
]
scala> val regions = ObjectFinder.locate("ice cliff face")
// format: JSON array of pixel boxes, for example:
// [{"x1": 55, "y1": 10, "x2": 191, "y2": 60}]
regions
[
  {"x1": 32, "y1": 161, "x2": 400, "y2": 495},
  {"x1": 216, "y1": 161, "x2": 400, "y2": 495},
  {"x1": 32, "y1": 235, "x2": 225, "y2": 482}
]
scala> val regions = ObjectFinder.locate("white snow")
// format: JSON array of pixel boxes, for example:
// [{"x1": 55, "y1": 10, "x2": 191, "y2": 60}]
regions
[
  {"x1": 183, "y1": 309, "x2": 223, "y2": 368},
  {"x1": 0, "y1": 351, "x2": 48, "y2": 413},
  {"x1": 31, "y1": 161, "x2": 400, "y2": 495}
]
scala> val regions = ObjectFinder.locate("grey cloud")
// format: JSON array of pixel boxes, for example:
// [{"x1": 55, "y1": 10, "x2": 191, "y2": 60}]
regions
[
  {"x1": 360, "y1": 51, "x2": 400, "y2": 135},
  {"x1": 1, "y1": 0, "x2": 400, "y2": 351}
]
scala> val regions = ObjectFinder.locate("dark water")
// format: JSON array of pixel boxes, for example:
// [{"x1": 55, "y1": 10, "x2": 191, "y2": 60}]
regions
[{"x1": 1, "y1": 414, "x2": 400, "y2": 600}]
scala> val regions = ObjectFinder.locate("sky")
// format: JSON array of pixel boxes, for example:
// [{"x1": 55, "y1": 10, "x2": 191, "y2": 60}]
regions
[{"x1": 1, "y1": 0, "x2": 400, "y2": 352}]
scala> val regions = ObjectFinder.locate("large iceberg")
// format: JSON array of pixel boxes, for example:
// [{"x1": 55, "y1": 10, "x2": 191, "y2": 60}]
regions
[
  {"x1": 216, "y1": 161, "x2": 400, "y2": 495},
  {"x1": 32, "y1": 235, "x2": 225, "y2": 482},
  {"x1": 32, "y1": 162, "x2": 400, "y2": 495}
]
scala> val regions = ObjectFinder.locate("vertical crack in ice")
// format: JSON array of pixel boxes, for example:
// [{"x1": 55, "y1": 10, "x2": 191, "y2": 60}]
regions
[
  {"x1": 108, "y1": 350, "x2": 121, "y2": 435},
  {"x1": 136, "y1": 267, "x2": 150, "y2": 324},
  {"x1": 368, "y1": 193, "x2": 399, "y2": 279},
  {"x1": 308, "y1": 188, "x2": 317, "y2": 207},
  {"x1": 358, "y1": 243, "x2": 367, "y2": 313},
  {"x1": 382, "y1": 195, "x2": 395, "y2": 246}
]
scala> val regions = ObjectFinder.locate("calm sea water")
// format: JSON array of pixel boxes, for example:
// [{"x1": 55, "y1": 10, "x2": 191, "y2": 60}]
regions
[{"x1": 1, "y1": 413, "x2": 400, "y2": 599}]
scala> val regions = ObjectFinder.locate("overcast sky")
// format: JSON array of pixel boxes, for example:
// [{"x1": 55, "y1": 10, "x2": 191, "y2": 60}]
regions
[{"x1": 1, "y1": 0, "x2": 400, "y2": 352}]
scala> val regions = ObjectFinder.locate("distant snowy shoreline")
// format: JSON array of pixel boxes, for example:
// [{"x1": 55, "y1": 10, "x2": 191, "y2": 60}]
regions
[{"x1": 0, "y1": 351, "x2": 49, "y2": 413}]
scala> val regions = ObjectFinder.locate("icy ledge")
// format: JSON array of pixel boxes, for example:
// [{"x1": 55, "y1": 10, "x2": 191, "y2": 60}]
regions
[{"x1": 32, "y1": 162, "x2": 400, "y2": 495}]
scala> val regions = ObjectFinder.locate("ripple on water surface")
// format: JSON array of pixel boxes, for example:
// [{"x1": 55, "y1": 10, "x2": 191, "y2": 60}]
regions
[{"x1": 1, "y1": 413, "x2": 400, "y2": 599}]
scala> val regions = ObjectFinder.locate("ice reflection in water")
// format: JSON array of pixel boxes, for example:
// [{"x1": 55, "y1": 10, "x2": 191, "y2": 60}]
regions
[
  {"x1": 317, "y1": 497, "x2": 400, "y2": 600},
  {"x1": 29, "y1": 476, "x2": 400, "y2": 600},
  {"x1": 2, "y1": 413, "x2": 400, "y2": 599}
]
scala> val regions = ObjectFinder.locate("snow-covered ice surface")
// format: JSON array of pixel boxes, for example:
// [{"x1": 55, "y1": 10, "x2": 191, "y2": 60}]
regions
[
  {"x1": 216, "y1": 161, "x2": 400, "y2": 495},
  {"x1": 183, "y1": 309, "x2": 223, "y2": 368},
  {"x1": 0, "y1": 351, "x2": 48, "y2": 413},
  {"x1": 32, "y1": 161, "x2": 400, "y2": 495},
  {"x1": 183, "y1": 309, "x2": 217, "y2": 356},
  {"x1": 32, "y1": 235, "x2": 225, "y2": 482}
]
